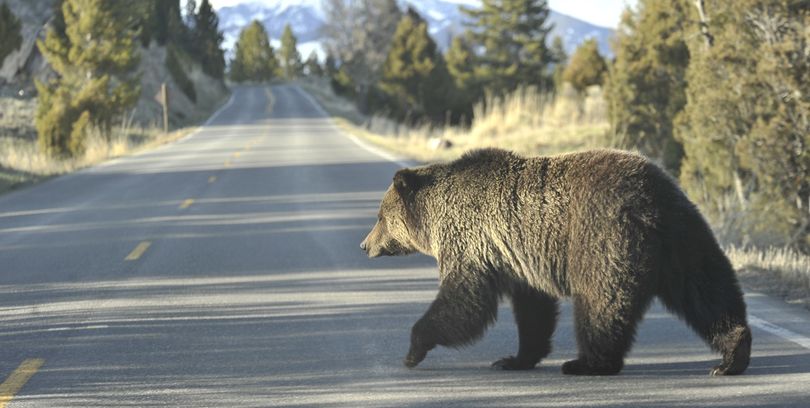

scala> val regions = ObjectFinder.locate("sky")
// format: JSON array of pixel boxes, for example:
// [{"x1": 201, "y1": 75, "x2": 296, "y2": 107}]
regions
[{"x1": 206, "y1": 0, "x2": 639, "y2": 29}]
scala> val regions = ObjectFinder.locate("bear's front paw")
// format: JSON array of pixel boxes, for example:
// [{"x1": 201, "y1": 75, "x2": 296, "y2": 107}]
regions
[
  {"x1": 491, "y1": 355, "x2": 538, "y2": 370},
  {"x1": 710, "y1": 360, "x2": 747, "y2": 376},
  {"x1": 561, "y1": 359, "x2": 622, "y2": 376},
  {"x1": 404, "y1": 347, "x2": 428, "y2": 368}
]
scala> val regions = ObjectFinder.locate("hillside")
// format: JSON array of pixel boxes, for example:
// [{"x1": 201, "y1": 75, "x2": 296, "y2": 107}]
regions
[{"x1": 0, "y1": 0, "x2": 229, "y2": 128}]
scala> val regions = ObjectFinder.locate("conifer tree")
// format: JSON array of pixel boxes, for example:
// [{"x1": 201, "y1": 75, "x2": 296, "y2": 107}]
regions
[
  {"x1": 35, "y1": 0, "x2": 140, "y2": 157},
  {"x1": 324, "y1": 52, "x2": 337, "y2": 78},
  {"x1": 379, "y1": 8, "x2": 453, "y2": 123},
  {"x1": 446, "y1": 35, "x2": 478, "y2": 100},
  {"x1": 229, "y1": 20, "x2": 278, "y2": 82},
  {"x1": 562, "y1": 38, "x2": 607, "y2": 94},
  {"x1": 304, "y1": 51, "x2": 323, "y2": 77},
  {"x1": 0, "y1": 2, "x2": 22, "y2": 64},
  {"x1": 549, "y1": 36, "x2": 567, "y2": 93},
  {"x1": 677, "y1": 0, "x2": 809, "y2": 249},
  {"x1": 145, "y1": 0, "x2": 184, "y2": 46},
  {"x1": 461, "y1": 0, "x2": 554, "y2": 95},
  {"x1": 604, "y1": 1, "x2": 690, "y2": 174},
  {"x1": 444, "y1": 35, "x2": 477, "y2": 123},
  {"x1": 324, "y1": 52, "x2": 353, "y2": 96},
  {"x1": 279, "y1": 24, "x2": 302, "y2": 79},
  {"x1": 193, "y1": 0, "x2": 225, "y2": 79}
]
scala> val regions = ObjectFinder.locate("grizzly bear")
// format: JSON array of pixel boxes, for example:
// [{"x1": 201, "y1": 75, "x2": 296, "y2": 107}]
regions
[{"x1": 360, "y1": 148, "x2": 751, "y2": 376}]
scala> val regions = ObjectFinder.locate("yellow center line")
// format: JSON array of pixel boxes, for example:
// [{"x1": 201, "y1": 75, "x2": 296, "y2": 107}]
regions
[
  {"x1": 208, "y1": 176, "x2": 217, "y2": 183},
  {"x1": 232, "y1": 152, "x2": 241, "y2": 158},
  {"x1": 179, "y1": 198, "x2": 194, "y2": 209},
  {"x1": 125, "y1": 241, "x2": 151, "y2": 261},
  {"x1": 0, "y1": 358, "x2": 45, "y2": 408}
]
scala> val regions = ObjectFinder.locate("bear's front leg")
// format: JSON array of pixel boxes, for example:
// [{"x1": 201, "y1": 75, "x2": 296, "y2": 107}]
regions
[{"x1": 404, "y1": 267, "x2": 500, "y2": 368}]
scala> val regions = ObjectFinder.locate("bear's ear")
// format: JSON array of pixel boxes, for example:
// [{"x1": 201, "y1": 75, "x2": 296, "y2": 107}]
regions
[{"x1": 393, "y1": 168, "x2": 426, "y2": 201}]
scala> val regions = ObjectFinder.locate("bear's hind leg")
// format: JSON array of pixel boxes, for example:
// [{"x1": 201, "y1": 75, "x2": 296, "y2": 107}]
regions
[
  {"x1": 563, "y1": 291, "x2": 652, "y2": 376},
  {"x1": 493, "y1": 285, "x2": 558, "y2": 370},
  {"x1": 710, "y1": 324, "x2": 751, "y2": 376}
]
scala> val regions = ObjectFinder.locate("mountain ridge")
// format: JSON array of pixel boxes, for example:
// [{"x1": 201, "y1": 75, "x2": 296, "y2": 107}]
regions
[{"x1": 216, "y1": 0, "x2": 615, "y2": 60}]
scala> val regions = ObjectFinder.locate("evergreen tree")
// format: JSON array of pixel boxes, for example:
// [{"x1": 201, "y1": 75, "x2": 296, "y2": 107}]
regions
[
  {"x1": 324, "y1": 52, "x2": 353, "y2": 96},
  {"x1": 461, "y1": 0, "x2": 554, "y2": 95},
  {"x1": 144, "y1": 0, "x2": 184, "y2": 46},
  {"x1": 604, "y1": 1, "x2": 690, "y2": 174},
  {"x1": 549, "y1": 36, "x2": 567, "y2": 92},
  {"x1": 324, "y1": 52, "x2": 337, "y2": 78},
  {"x1": 0, "y1": 2, "x2": 22, "y2": 64},
  {"x1": 303, "y1": 51, "x2": 323, "y2": 77},
  {"x1": 562, "y1": 38, "x2": 607, "y2": 94},
  {"x1": 279, "y1": 24, "x2": 302, "y2": 79},
  {"x1": 445, "y1": 35, "x2": 478, "y2": 123},
  {"x1": 35, "y1": 0, "x2": 140, "y2": 157},
  {"x1": 193, "y1": 0, "x2": 225, "y2": 79},
  {"x1": 229, "y1": 20, "x2": 278, "y2": 82},
  {"x1": 677, "y1": 0, "x2": 809, "y2": 249},
  {"x1": 379, "y1": 8, "x2": 451, "y2": 123}
]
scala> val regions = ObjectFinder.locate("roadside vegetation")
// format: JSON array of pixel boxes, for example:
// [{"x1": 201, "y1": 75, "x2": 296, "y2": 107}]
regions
[
  {"x1": 0, "y1": 95, "x2": 194, "y2": 194},
  {"x1": 299, "y1": 0, "x2": 809, "y2": 303},
  {"x1": 0, "y1": 0, "x2": 228, "y2": 193}
]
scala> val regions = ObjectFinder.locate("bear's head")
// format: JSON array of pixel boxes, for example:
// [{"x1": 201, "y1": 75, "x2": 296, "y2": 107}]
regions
[{"x1": 361, "y1": 168, "x2": 431, "y2": 258}]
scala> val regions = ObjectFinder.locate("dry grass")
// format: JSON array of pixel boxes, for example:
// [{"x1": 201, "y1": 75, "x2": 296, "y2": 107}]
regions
[
  {"x1": 299, "y1": 79, "x2": 609, "y2": 163},
  {"x1": 727, "y1": 245, "x2": 810, "y2": 308},
  {"x1": 0, "y1": 97, "x2": 196, "y2": 194}
]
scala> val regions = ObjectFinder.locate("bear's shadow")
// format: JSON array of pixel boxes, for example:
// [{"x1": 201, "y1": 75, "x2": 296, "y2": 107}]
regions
[
  {"x1": 621, "y1": 353, "x2": 810, "y2": 377},
  {"x1": 409, "y1": 353, "x2": 810, "y2": 377}
]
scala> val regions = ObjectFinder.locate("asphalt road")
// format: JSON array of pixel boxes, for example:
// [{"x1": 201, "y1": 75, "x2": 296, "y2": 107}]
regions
[{"x1": 1, "y1": 85, "x2": 809, "y2": 407}]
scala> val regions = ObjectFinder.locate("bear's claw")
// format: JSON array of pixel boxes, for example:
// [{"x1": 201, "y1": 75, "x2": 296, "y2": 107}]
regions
[
  {"x1": 491, "y1": 356, "x2": 537, "y2": 370},
  {"x1": 404, "y1": 348, "x2": 428, "y2": 368}
]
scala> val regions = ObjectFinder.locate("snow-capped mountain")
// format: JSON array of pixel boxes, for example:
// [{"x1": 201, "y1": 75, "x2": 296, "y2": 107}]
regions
[{"x1": 216, "y1": 0, "x2": 615, "y2": 60}]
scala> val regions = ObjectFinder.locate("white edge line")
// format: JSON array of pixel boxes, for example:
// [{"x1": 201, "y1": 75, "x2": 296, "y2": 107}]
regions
[
  {"x1": 95, "y1": 90, "x2": 237, "y2": 166},
  {"x1": 203, "y1": 91, "x2": 237, "y2": 127},
  {"x1": 291, "y1": 85, "x2": 414, "y2": 169},
  {"x1": 748, "y1": 315, "x2": 810, "y2": 350},
  {"x1": 175, "y1": 90, "x2": 237, "y2": 143}
]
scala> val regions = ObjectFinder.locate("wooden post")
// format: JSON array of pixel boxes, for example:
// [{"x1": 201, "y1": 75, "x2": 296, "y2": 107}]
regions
[
  {"x1": 160, "y1": 83, "x2": 169, "y2": 134},
  {"x1": 155, "y1": 83, "x2": 169, "y2": 133}
]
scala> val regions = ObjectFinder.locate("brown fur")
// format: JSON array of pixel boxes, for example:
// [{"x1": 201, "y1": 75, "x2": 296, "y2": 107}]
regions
[{"x1": 361, "y1": 148, "x2": 751, "y2": 376}]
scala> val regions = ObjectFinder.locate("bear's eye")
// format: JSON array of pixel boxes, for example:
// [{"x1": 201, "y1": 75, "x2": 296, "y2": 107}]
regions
[{"x1": 378, "y1": 214, "x2": 383, "y2": 222}]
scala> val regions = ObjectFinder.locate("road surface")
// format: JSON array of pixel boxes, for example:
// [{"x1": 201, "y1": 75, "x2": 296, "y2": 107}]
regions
[{"x1": 0, "y1": 85, "x2": 809, "y2": 407}]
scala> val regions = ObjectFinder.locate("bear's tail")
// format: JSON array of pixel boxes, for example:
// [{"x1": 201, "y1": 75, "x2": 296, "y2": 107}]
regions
[{"x1": 656, "y1": 203, "x2": 751, "y2": 375}]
